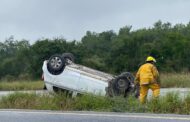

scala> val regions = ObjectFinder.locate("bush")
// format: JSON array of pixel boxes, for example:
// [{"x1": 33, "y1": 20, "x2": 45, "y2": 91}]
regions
[
  {"x1": 18, "y1": 73, "x2": 32, "y2": 81},
  {"x1": 0, "y1": 75, "x2": 16, "y2": 82}
]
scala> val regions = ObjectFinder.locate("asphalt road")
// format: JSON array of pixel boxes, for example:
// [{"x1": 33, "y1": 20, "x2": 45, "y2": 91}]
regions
[{"x1": 0, "y1": 110, "x2": 189, "y2": 122}]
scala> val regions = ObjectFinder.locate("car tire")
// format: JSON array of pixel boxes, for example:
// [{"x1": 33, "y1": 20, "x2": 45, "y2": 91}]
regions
[
  {"x1": 107, "y1": 72, "x2": 134, "y2": 97},
  {"x1": 119, "y1": 72, "x2": 135, "y2": 85},
  {"x1": 47, "y1": 54, "x2": 66, "y2": 75},
  {"x1": 62, "y1": 53, "x2": 75, "y2": 64}
]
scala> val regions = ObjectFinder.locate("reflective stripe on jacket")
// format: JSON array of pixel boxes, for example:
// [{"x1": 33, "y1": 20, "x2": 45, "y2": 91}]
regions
[{"x1": 135, "y1": 63, "x2": 159, "y2": 85}]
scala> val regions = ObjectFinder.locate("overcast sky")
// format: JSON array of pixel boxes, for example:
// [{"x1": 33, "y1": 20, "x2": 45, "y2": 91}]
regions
[{"x1": 0, "y1": 0, "x2": 190, "y2": 43}]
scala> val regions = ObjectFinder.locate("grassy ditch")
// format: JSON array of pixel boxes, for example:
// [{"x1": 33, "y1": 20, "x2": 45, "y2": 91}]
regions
[
  {"x1": 0, "y1": 92, "x2": 189, "y2": 114},
  {"x1": 0, "y1": 81, "x2": 44, "y2": 91},
  {"x1": 160, "y1": 73, "x2": 190, "y2": 88}
]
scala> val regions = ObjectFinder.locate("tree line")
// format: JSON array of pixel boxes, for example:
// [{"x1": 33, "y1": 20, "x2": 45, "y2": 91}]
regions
[{"x1": 0, "y1": 20, "x2": 190, "y2": 80}]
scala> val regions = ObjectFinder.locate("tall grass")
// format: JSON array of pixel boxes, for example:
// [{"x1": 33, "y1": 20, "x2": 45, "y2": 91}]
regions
[
  {"x1": 0, "y1": 92, "x2": 190, "y2": 114},
  {"x1": 0, "y1": 81, "x2": 44, "y2": 91},
  {"x1": 160, "y1": 73, "x2": 190, "y2": 88}
]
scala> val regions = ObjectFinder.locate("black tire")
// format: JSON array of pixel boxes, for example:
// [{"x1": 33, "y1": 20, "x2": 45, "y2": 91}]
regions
[
  {"x1": 62, "y1": 53, "x2": 75, "y2": 64},
  {"x1": 107, "y1": 72, "x2": 135, "y2": 97},
  {"x1": 119, "y1": 72, "x2": 135, "y2": 85},
  {"x1": 47, "y1": 54, "x2": 65, "y2": 75}
]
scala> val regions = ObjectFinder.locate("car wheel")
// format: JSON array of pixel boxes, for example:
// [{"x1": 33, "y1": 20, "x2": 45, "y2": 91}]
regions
[
  {"x1": 108, "y1": 72, "x2": 135, "y2": 97},
  {"x1": 62, "y1": 53, "x2": 75, "y2": 64},
  {"x1": 119, "y1": 72, "x2": 135, "y2": 84},
  {"x1": 47, "y1": 54, "x2": 65, "y2": 75}
]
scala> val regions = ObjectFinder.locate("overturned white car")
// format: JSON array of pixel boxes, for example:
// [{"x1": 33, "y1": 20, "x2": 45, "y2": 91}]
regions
[{"x1": 42, "y1": 53, "x2": 135, "y2": 97}]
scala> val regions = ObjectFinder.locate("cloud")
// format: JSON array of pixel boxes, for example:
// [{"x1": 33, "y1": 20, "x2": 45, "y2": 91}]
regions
[{"x1": 0, "y1": 0, "x2": 190, "y2": 43}]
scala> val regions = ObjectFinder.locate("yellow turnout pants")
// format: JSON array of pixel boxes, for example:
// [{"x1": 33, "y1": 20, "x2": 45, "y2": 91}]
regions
[{"x1": 139, "y1": 83, "x2": 160, "y2": 103}]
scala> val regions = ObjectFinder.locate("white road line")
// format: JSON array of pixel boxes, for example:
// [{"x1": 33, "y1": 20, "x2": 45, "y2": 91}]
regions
[{"x1": 0, "y1": 110, "x2": 189, "y2": 120}]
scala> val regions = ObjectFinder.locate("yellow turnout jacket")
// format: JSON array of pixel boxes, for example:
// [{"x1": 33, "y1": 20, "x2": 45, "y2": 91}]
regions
[{"x1": 136, "y1": 63, "x2": 159, "y2": 85}]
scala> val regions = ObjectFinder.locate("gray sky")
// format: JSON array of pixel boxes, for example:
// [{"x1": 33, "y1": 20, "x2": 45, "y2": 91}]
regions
[{"x1": 0, "y1": 0, "x2": 190, "y2": 43}]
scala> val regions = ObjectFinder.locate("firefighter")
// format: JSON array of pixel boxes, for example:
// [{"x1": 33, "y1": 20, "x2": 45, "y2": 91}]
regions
[{"x1": 135, "y1": 56, "x2": 160, "y2": 103}]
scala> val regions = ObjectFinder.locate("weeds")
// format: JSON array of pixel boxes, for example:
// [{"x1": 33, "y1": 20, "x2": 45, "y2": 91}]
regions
[
  {"x1": 160, "y1": 73, "x2": 190, "y2": 88},
  {"x1": 0, "y1": 92, "x2": 189, "y2": 114},
  {"x1": 0, "y1": 81, "x2": 44, "y2": 90}
]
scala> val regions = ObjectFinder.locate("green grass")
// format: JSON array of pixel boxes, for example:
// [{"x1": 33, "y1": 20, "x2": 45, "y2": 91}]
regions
[
  {"x1": 0, "y1": 81, "x2": 44, "y2": 91},
  {"x1": 0, "y1": 73, "x2": 189, "y2": 91},
  {"x1": 160, "y1": 73, "x2": 190, "y2": 88},
  {"x1": 0, "y1": 92, "x2": 190, "y2": 114}
]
